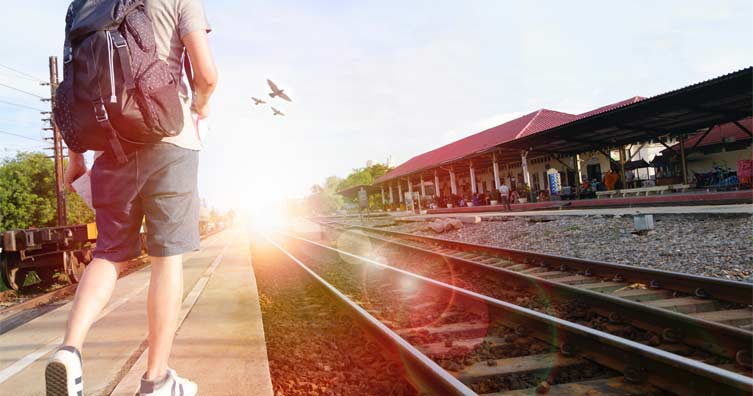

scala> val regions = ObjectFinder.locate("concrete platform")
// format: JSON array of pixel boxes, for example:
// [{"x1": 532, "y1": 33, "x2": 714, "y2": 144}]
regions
[
  {"x1": 424, "y1": 190, "x2": 752, "y2": 215},
  {"x1": 0, "y1": 227, "x2": 273, "y2": 396},
  {"x1": 394, "y1": 203, "x2": 752, "y2": 221}
]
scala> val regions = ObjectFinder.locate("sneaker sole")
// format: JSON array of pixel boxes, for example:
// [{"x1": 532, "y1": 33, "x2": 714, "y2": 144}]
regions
[{"x1": 45, "y1": 362, "x2": 71, "y2": 396}]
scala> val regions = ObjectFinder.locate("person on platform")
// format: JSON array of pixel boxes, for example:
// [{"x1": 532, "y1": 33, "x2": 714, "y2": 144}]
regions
[
  {"x1": 498, "y1": 183, "x2": 511, "y2": 211},
  {"x1": 46, "y1": 1, "x2": 217, "y2": 396},
  {"x1": 604, "y1": 169, "x2": 619, "y2": 191}
]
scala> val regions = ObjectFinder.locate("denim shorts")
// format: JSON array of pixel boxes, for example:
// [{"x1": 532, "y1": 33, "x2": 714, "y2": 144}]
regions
[{"x1": 91, "y1": 142, "x2": 200, "y2": 262}]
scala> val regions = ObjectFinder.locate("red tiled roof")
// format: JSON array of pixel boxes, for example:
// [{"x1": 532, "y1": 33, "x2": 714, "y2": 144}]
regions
[
  {"x1": 673, "y1": 118, "x2": 752, "y2": 149},
  {"x1": 374, "y1": 109, "x2": 578, "y2": 184},
  {"x1": 576, "y1": 96, "x2": 645, "y2": 119}
]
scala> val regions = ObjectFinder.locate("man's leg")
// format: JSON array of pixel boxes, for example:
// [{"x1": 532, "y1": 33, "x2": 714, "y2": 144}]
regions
[
  {"x1": 63, "y1": 258, "x2": 125, "y2": 350},
  {"x1": 144, "y1": 254, "x2": 184, "y2": 380}
]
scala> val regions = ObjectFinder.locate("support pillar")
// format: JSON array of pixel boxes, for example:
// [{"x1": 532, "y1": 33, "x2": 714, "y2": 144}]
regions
[
  {"x1": 469, "y1": 161, "x2": 477, "y2": 194},
  {"x1": 398, "y1": 182, "x2": 403, "y2": 203},
  {"x1": 407, "y1": 178, "x2": 414, "y2": 212},
  {"x1": 381, "y1": 185, "x2": 386, "y2": 206},
  {"x1": 574, "y1": 154, "x2": 583, "y2": 184},
  {"x1": 521, "y1": 151, "x2": 531, "y2": 186},
  {"x1": 420, "y1": 175, "x2": 426, "y2": 197},
  {"x1": 389, "y1": 184, "x2": 394, "y2": 204},
  {"x1": 619, "y1": 146, "x2": 626, "y2": 188},
  {"x1": 449, "y1": 168, "x2": 458, "y2": 195},
  {"x1": 492, "y1": 152, "x2": 501, "y2": 190},
  {"x1": 434, "y1": 170, "x2": 440, "y2": 197},
  {"x1": 679, "y1": 135, "x2": 688, "y2": 185}
]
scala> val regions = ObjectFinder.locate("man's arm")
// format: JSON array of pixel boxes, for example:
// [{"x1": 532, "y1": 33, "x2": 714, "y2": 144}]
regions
[
  {"x1": 65, "y1": 151, "x2": 86, "y2": 192},
  {"x1": 183, "y1": 30, "x2": 217, "y2": 118}
]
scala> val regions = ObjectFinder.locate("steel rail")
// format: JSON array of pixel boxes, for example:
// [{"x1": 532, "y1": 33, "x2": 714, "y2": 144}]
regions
[
  {"x1": 282, "y1": 232, "x2": 753, "y2": 396},
  {"x1": 263, "y1": 234, "x2": 476, "y2": 396},
  {"x1": 341, "y1": 223, "x2": 753, "y2": 305},
  {"x1": 322, "y1": 222, "x2": 752, "y2": 364}
]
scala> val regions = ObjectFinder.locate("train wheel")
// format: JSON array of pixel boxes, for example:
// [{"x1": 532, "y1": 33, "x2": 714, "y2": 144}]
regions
[
  {"x1": 64, "y1": 251, "x2": 86, "y2": 284},
  {"x1": 33, "y1": 269, "x2": 57, "y2": 288},
  {"x1": 1, "y1": 252, "x2": 28, "y2": 291}
]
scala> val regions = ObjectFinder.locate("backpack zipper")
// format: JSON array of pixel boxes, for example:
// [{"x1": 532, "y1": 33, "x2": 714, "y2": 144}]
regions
[{"x1": 106, "y1": 31, "x2": 117, "y2": 103}]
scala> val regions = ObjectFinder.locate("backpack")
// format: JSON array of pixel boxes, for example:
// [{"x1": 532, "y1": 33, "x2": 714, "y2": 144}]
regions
[{"x1": 54, "y1": 0, "x2": 190, "y2": 163}]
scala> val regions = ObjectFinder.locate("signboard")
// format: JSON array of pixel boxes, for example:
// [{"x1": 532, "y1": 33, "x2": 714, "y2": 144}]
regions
[
  {"x1": 358, "y1": 188, "x2": 368, "y2": 209},
  {"x1": 547, "y1": 168, "x2": 562, "y2": 195}
]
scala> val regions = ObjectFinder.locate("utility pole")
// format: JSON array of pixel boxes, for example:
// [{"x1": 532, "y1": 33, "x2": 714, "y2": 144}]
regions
[{"x1": 45, "y1": 56, "x2": 67, "y2": 226}]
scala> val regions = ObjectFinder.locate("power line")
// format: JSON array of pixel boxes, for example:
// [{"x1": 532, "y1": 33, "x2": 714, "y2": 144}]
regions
[
  {"x1": 0, "y1": 98, "x2": 45, "y2": 112},
  {"x1": 0, "y1": 62, "x2": 45, "y2": 83},
  {"x1": 0, "y1": 82, "x2": 46, "y2": 99},
  {"x1": 0, "y1": 129, "x2": 46, "y2": 142}
]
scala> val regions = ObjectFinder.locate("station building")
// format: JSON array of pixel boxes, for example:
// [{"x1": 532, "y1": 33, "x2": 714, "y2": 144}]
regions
[{"x1": 343, "y1": 68, "x2": 752, "y2": 212}]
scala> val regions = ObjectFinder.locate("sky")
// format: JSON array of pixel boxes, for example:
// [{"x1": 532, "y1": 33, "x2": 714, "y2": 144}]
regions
[{"x1": 0, "y1": 0, "x2": 751, "y2": 213}]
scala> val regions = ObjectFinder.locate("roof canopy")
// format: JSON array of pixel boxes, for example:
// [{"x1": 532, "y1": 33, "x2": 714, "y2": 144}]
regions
[
  {"x1": 336, "y1": 184, "x2": 382, "y2": 199},
  {"x1": 500, "y1": 68, "x2": 752, "y2": 156},
  {"x1": 375, "y1": 67, "x2": 752, "y2": 184}
]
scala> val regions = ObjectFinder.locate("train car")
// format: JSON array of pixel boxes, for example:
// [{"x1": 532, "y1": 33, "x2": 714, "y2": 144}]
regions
[{"x1": 0, "y1": 223, "x2": 97, "y2": 291}]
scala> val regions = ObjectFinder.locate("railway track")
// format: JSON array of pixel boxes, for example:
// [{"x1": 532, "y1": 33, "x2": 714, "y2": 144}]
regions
[
  {"x1": 318, "y1": 222, "x2": 753, "y2": 373},
  {"x1": 269, "y1": 232, "x2": 753, "y2": 395}
]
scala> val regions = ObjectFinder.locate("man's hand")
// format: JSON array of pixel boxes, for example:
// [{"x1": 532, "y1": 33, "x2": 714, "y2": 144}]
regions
[
  {"x1": 191, "y1": 94, "x2": 211, "y2": 119},
  {"x1": 65, "y1": 152, "x2": 87, "y2": 192}
]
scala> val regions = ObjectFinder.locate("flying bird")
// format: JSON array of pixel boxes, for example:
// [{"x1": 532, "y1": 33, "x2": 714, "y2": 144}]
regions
[
  {"x1": 271, "y1": 107, "x2": 285, "y2": 116},
  {"x1": 267, "y1": 79, "x2": 292, "y2": 102},
  {"x1": 252, "y1": 97, "x2": 266, "y2": 105}
]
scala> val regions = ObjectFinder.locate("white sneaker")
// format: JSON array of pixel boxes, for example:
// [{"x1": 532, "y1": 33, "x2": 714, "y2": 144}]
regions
[
  {"x1": 45, "y1": 346, "x2": 83, "y2": 396},
  {"x1": 139, "y1": 368, "x2": 198, "y2": 396}
]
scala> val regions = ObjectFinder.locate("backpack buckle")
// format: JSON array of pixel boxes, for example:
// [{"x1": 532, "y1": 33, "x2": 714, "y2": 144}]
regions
[
  {"x1": 64, "y1": 47, "x2": 73, "y2": 64},
  {"x1": 110, "y1": 31, "x2": 127, "y2": 48},
  {"x1": 93, "y1": 100, "x2": 109, "y2": 122}
]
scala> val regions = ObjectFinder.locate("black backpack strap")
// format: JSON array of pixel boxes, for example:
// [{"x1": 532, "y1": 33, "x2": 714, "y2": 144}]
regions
[
  {"x1": 110, "y1": 30, "x2": 134, "y2": 90},
  {"x1": 87, "y1": 36, "x2": 128, "y2": 164}
]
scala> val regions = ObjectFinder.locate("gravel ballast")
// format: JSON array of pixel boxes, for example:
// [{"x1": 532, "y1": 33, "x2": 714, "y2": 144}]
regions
[
  {"x1": 252, "y1": 242, "x2": 418, "y2": 396},
  {"x1": 382, "y1": 214, "x2": 753, "y2": 283}
]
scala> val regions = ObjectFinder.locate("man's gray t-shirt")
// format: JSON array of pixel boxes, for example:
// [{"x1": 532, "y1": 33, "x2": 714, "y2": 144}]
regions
[{"x1": 146, "y1": 0, "x2": 210, "y2": 151}]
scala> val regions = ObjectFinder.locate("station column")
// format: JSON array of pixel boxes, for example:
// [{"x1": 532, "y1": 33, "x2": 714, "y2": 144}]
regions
[
  {"x1": 469, "y1": 161, "x2": 477, "y2": 194},
  {"x1": 381, "y1": 185, "x2": 386, "y2": 206},
  {"x1": 420, "y1": 175, "x2": 426, "y2": 197},
  {"x1": 679, "y1": 136, "x2": 688, "y2": 185},
  {"x1": 398, "y1": 182, "x2": 403, "y2": 204},
  {"x1": 449, "y1": 168, "x2": 458, "y2": 195},
  {"x1": 492, "y1": 152, "x2": 501, "y2": 190},
  {"x1": 389, "y1": 184, "x2": 394, "y2": 204},
  {"x1": 434, "y1": 170, "x2": 440, "y2": 197},
  {"x1": 521, "y1": 151, "x2": 531, "y2": 186}
]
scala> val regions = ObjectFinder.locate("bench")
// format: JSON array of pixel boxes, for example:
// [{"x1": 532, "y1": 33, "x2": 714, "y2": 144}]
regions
[
  {"x1": 619, "y1": 185, "x2": 669, "y2": 197},
  {"x1": 670, "y1": 184, "x2": 690, "y2": 192},
  {"x1": 596, "y1": 190, "x2": 618, "y2": 199}
]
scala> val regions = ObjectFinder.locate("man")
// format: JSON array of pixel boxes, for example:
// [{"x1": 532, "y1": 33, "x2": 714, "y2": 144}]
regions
[
  {"x1": 45, "y1": 1, "x2": 217, "y2": 395},
  {"x1": 498, "y1": 182, "x2": 511, "y2": 211}
]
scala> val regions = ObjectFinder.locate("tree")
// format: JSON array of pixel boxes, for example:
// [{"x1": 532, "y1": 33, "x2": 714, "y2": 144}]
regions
[
  {"x1": 0, "y1": 152, "x2": 94, "y2": 232},
  {"x1": 336, "y1": 163, "x2": 391, "y2": 192},
  {"x1": 306, "y1": 184, "x2": 342, "y2": 215},
  {"x1": 335, "y1": 163, "x2": 393, "y2": 210}
]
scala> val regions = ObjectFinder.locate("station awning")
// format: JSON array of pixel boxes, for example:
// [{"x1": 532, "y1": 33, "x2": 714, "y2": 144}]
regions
[
  {"x1": 498, "y1": 68, "x2": 753, "y2": 156},
  {"x1": 623, "y1": 159, "x2": 652, "y2": 171},
  {"x1": 336, "y1": 184, "x2": 382, "y2": 199}
]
